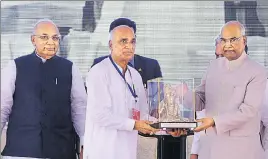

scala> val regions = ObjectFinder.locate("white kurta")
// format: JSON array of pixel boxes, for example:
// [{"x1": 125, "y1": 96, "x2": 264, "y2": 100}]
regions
[
  {"x1": 83, "y1": 57, "x2": 148, "y2": 159},
  {"x1": 190, "y1": 109, "x2": 206, "y2": 155}
]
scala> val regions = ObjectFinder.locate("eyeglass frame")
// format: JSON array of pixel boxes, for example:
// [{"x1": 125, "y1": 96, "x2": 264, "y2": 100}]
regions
[
  {"x1": 219, "y1": 36, "x2": 244, "y2": 45},
  {"x1": 32, "y1": 34, "x2": 61, "y2": 42}
]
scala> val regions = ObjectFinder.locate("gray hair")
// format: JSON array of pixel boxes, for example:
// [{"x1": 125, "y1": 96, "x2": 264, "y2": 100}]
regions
[
  {"x1": 214, "y1": 35, "x2": 221, "y2": 46},
  {"x1": 108, "y1": 25, "x2": 136, "y2": 43},
  {"x1": 32, "y1": 19, "x2": 59, "y2": 35}
]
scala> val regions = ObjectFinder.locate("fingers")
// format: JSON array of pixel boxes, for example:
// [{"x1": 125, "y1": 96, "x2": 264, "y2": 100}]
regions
[
  {"x1": 181, "y1": 129, "x2": 187, "y2": 135},
  {"x1": 139, "y1": 129, "x2": 151, "y2": 134},
  {"x1": 143, "y1": 120, "x2": 153, "y2": 125},
  {"x1": 167, "y1": 129, "x2": 188, "y2": 137},
  {"x1": 139, "y1": 128, "x2": 158, "y2": 135},
  {"x1": 194, "y1": 124, "x2": 207, "y2": 132},
  {"x1": 137, "y1": 121, "x2": 159, "y2": 134},
  {"x1": 195, "y1": 119, "x2": 203, "y2": 123},
  {"x1": 145, "y1": 125, "x2": 159, "y2": 133}
]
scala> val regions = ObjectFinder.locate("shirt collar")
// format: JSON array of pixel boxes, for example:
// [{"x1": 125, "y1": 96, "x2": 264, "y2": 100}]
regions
[
  {"x1": 115, "y1": 62, "x2": 124, "y2": 73},
  {"x1": 35, "y1": 51, "x2": 47, "y2": 63}
]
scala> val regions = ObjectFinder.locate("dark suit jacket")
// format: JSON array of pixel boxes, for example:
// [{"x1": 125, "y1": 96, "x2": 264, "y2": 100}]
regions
[{"x1": 91, "y1": 54, "x2": 162, "y2": 87}]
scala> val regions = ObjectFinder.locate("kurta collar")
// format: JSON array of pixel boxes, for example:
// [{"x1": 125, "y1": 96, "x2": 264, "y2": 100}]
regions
[{"x1": 225, "y1": 51, "x2": 247, "y2": 70}]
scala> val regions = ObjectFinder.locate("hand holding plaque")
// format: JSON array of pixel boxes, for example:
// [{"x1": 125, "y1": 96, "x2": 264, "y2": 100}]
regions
[{"x1": 134, "y1": 120, "x2": 159, "y2": 135}]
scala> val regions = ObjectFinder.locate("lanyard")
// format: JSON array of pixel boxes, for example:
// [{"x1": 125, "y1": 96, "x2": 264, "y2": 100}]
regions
[{"x1": 109, "y1": 56, "x2": 138, "y2": 102}]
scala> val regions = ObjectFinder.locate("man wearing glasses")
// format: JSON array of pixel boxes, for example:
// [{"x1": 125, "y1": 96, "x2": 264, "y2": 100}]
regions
[
  {"x1": 184, "y1": 21, "x2": 267, "y2": 159},
  {"x1": 1, "y1": 19, "x2": 87, "y2": 159}
]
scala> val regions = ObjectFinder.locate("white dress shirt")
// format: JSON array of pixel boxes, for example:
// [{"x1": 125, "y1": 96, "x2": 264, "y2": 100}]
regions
[{"x1": 190, "y1": 110, "x2": 206, "y2": 155}]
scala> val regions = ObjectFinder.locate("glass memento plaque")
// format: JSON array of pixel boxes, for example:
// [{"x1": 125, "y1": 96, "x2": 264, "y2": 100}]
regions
[{"x1": 147, "y1": 78, "x2": 197, "y2": 129}]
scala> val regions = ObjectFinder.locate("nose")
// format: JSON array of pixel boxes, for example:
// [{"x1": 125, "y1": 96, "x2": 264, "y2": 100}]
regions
[
  {"x1": 124, "y1": 42, "x2": 131, "y2": 49},
  {"x1": 224, "y1": 40, "x2": 232, "y2": 47},
  {"x1": 126, "y1": 42, "x2": 136, "y2": 50},
  {"x1": 46, "y1": 37, "x2": 56, "y2": 45}
]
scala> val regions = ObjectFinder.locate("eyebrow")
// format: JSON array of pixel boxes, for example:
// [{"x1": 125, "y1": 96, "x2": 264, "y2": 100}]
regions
[
  {"x1": 39, "y1": 33, "x2": 59, "y2": 36},
  {"x1": 220, "y1": 36, "x2": 239, "y2": 39},
  {"x1": 120, "y1": 38, "x2": 136, "y2": 41}
]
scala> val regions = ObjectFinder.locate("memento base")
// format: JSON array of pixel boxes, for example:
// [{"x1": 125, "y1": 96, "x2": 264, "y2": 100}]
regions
[{"x1": 150, "y1": 122, "x2": 197, "y2": 129}]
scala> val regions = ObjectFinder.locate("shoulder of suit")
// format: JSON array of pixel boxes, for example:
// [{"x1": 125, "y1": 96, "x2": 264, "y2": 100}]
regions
[
  {"x1": 129, "y1": 66, "x2": 141, "y2": 76},
  {"x1": 54, "y1": 55, "x2": 73, "y2": 66},
  {"x1": 136, "y1": 55, "x2": 159, "y2": 64},
  {"x1": 15, "y1": 53, "x2": 33, "y2": 61}
]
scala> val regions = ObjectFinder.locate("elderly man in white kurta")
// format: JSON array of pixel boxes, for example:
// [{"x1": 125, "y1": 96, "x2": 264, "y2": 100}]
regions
[
  {"x1": 83, "y1": 23, "x2": 158, "y2": 159},
  {"x1": 186, "y1": 21, "x2": 267, "y2": 159}
]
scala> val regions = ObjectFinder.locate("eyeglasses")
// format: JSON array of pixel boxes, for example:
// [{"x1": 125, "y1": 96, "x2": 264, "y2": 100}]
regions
[
  {"x1": 219, "y1": 36, "x2": 243, "y2": 45},
  {"x1": 33, "y1": 35, "x2": 61, "y2": 41}
]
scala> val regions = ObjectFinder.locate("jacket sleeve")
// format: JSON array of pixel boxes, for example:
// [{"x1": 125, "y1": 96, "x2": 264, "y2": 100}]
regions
[{"x1": 153, "y1": 60, "x2": 162, "y2": 78}]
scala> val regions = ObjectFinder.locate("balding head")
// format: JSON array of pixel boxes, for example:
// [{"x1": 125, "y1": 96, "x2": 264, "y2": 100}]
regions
[
  {"x1": 31, "y1": 19, "x2": 60, "y2": 59},
  {"x1": 32, "y1": 19, "x2": 59, "y2": 35},
  {"x1": 219, "y1": 21, "x2": 247, "y2": 61},
  {"x1": 221, "y1": 21, "x2": 246, "y2": 37}
]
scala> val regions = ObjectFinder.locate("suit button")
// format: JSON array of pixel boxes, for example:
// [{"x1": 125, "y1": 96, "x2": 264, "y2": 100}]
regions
[{"x1": 41, "y1": 123, "x2": 46, "y2": 129}]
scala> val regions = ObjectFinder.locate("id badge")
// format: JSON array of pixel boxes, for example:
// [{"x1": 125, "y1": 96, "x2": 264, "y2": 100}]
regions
[{"x1": 132, "y1": 108, "x2": 140, "y2": 120}]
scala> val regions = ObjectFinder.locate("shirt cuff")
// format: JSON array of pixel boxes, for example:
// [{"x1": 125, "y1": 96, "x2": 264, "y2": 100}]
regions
[
  {"x1": 80, "y1": 135, "x2": 84, "y2": 147},
  {"x1": 190, "y1": 143, "x2": 199, "y2": 155},
  {"x1": 125, "y1": 118, "x2": 136, "y2": 131}
]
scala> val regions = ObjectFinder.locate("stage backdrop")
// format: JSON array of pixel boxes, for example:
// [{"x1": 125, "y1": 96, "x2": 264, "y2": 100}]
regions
[{"x1": 1, "y1": 1, "x2": 267, "y2": 85}]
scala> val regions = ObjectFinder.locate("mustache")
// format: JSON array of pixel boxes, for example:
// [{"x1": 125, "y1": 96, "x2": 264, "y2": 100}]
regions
[
  {"x1": 224, "y1": 50, "x2": 235, "y2": 52},
  {"x1": 123, "y1": 51, "x2": 133, "y2": 53}
]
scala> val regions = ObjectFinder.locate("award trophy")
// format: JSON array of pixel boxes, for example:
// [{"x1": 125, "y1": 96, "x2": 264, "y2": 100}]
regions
[
  {"x1": 147, "y1": 78, "x2": 197, "y2": 130},
  {"x1": 140, "y1": 78, "x2": 197, "y2": 159}
]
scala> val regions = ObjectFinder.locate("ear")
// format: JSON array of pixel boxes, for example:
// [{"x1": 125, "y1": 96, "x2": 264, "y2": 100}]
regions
[
  {"x1": 31, "y1": 35, "x2": 36, "y2": 46},
  {"x1": 109, "y1": 40, "x2": 112, "y2": 50},
  {"x1": 243, "y1": 36, "x2": 247, "y2": 45}
]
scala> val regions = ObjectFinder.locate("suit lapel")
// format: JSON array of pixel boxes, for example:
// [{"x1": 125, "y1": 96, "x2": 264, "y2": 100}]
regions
[{"x1": 134, "y1": 55, "x2": 144, "y2": 75}]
